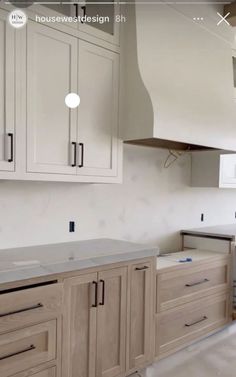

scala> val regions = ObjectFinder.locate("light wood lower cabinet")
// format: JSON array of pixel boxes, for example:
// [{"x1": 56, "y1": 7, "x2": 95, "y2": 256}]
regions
[
  {"x1": 13, "y1": 367, "x2": 56, "y2": 377},
  {"x1": 156, "y1": 293, "x2": 230, "y2": 358},
  {"x1": 63, "y1": 267, "x2": 127, "y2": 377},
  {"x1": 0, "y1": 320, "x2": 57, "y2": 377},
  {"x1": 128, "y1": 262, "x2": 153, "y2": 371}
]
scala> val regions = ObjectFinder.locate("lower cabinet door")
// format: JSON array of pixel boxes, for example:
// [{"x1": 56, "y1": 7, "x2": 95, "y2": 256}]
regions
[
  {"x1": 63, "y1": 273, "x2": 97, "y2": 377},
  {"x1": 0, "y1": 320, "x2": 56, "y2": 377},
  {"x1": 128, "y1": 262, "x2": 152, "y2": 370},
  {"x1": 96, "y1": 267, "x2": 127, "y2": 377}
]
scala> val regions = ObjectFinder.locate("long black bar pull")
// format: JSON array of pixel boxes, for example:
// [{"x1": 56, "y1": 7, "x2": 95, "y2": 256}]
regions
[
  {"x1": 8, "y1": 133, "x2": 13, "y2": 162},
  {"x1": 78, "y1": 143, "x2": 84, "y2": 168},
  {"x1": 92, "y1": 281, "x2": 98, "y2": 308},
  {"x1": 99, "y1": 280, "x2": 105, "y2": 306},
  {"x1": 71, "y1": 142, "x2": 77, "y2": 167}
]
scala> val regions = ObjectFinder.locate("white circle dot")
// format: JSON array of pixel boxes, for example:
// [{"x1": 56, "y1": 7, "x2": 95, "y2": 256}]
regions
[{"x1": 65, "y1": 93, "x2": 80, "y2": 109}]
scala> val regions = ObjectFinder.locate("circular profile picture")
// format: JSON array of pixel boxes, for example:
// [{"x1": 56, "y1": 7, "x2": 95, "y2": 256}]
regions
[{"x1": 8, "y1": 9, "x2": 28, "y2": 28}]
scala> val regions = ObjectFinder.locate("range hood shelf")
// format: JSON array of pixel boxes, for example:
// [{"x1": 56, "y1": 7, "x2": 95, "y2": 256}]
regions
[{"x1": 125, "y1": 138, "x2": 217, "y2": 151}]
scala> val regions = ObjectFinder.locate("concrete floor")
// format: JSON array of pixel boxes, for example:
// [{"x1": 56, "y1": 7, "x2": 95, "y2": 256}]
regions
[{"x1": 145, "y1": 323, "x2": 236, "y2": 377}]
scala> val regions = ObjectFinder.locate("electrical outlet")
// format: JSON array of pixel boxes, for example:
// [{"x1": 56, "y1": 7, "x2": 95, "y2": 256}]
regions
[
  {"x1": 201, "y1": 213, "x2": 204, "y2": 222},
  {"x1": 69, "y1": 221, "x2": 75, "y2": 232}
]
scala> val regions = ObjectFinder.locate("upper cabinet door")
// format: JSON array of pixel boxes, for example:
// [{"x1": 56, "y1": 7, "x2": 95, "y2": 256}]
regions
[
  {"x1": 27, "y1": 22, "x2": 78, "y2": 175},
  {"x1": 96, "y1": 267, "x2": 127, "y2": 377},
  {"x1": 78, "y1": 1, "x2": 120, "y2": 46},
  {"x1": 77, "y1": 41, "x2": 119, "y2": 178},
  {"x1": 0, "y1": 10, "x2": 15, "y2": 172}
]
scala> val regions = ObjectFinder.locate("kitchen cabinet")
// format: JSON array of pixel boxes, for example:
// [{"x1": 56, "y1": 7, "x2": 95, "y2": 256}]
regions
[
  {"x1": 191, "y1": 151, "x2": 236, "y2": 188},
  {"x1": 63, "y1": 267, "x2": 127, "y2": 377},
  {"x1": 26, "y1": 21, "x2": 78, "y2": 175},
  {"x1": 0, "y1": 280, "x2": 62, "y2": 377},
  {"x1": 24, "y1": 21, "x2": 121, "y2": 182},
  {"x1": 156, "y1": 250, "x2": 232, "y2": 359},
  {"x1": 128, "y1": 262, "x2": 153, "y2": 371},
  {"x1": 78, "y1": 1, "x2": 120, "y2": 46},
  {"x1": 44, "y1": 1, "x2": 120, "y2": 46},
  {"x1": 77, "y1": 41, "x2": 120, "y2": 178},
  {"x1": 0, "y1": 10, "x2": 15, "y2": 172}
]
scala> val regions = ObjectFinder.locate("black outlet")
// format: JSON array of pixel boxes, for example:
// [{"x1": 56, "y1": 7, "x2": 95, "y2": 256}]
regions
[
  {"x1": 69, "y1": 221, "x2": 75, "y2": 233},
  {"x1": 201, "y1": 213, "x2": 204, "y2": 222}
]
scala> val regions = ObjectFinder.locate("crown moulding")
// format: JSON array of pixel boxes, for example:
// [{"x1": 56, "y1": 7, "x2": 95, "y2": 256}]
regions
[{"x1": 224, "y1": 2, "x2": 236, "y2": 27}]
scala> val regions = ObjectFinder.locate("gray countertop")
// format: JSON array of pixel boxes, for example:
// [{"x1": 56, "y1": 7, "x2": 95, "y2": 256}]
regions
[
  {"x1": 181, "y1": 224, "x2": 236, "y2": 241},
  {"x1": 0, "y1": 238, "x2": 158, "y2": 285}
]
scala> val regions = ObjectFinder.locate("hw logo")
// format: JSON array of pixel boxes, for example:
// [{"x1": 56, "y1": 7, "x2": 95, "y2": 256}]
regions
[{"x1": 8, "y1": 9, "x2": 27, "y2": 28}]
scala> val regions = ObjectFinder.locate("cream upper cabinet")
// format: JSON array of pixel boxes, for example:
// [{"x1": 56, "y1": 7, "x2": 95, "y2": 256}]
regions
[
  {"x1": 191, "y1": 151, "x2": 236, "y2": 188},
  {"x1": 26, "y1": 21, "x2": 78, "y2": 175},
  {"x1": 77, "y1": 1, "x2": 120, "y2": 46},
  {"x1": 0, "y1": 10, "x2": 15, "y2": 172},
  {"x1": 77, "y1": 40, "x2": 120, "y2": 178}
]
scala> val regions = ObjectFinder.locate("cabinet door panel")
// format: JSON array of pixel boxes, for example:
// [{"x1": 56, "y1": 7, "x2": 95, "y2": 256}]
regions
[
  {"x1": 27, "y1": 22, "x2": 77, "y2": 175},
  {"x1": 97, "y1": 267, "x2": 127, "y2": 377},
  {"x1": 63, "y1": 273, "x2": 97, "y2": 377},
  {"x1": 78, "y1": 2, "x2": 120, "y2": 46},
  {"x1": 129, "y1": 262, "x2": 152, "y2": 370},
  {"x1": 78, "y1": 41, "x2": 119, "y2": 177},
  {"x1": 0, "y1": 10, "x2": 15, "y2": 172}
]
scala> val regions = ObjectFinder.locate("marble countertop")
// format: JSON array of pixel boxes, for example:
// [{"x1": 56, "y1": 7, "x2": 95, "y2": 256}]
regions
[
  {"x1": 0, "y1": 238, "x2": 158, "y2": 285},
  {"x1": 157, "y1": 249, "x2": 227, "y2": 272},
  {"x1": 181, "y1": 224, "x2": 236, "y2": 241}
]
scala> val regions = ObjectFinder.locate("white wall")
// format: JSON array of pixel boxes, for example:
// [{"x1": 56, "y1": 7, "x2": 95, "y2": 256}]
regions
[{"x1": 1, "y1": 144, "x2": 236, "y2": 251}]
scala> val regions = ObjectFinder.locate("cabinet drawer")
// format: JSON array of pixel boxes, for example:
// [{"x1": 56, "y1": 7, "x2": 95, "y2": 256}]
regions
[
  {"x1": 0, "y1": 320, "x2": 56, "y2": 377},
  {"x1": 0, "y1": 283, "x2": 62, "y2": 333},
  {"x1": 156, "y1": 293, "x2": 230, "y2": 358},
  {"x1": 13, "y1": 366, "x2": 56, "y2": 377},
  {"x1": 157, "y1": 258, "x2": 230, "y2": 311}
]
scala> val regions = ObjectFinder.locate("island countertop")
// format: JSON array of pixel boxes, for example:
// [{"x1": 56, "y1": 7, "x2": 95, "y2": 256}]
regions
[{"x1": 0, "y1": 238, "x2": 158, "y2": 285}]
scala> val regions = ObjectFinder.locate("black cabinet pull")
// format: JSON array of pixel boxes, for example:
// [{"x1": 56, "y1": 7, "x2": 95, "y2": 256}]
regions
[
  {"x1": 99, "y1": 280, "x2": 105, "y2": 306},
  {"x1": 185, "y1": 316, "x2": 208, "y2": 327},
  {"x1": 74, "y1": 3, "x2": 79, "y2": 18},
  {"x1": 71, "y1": 142, "x2": 77, "y2": 167},
  {"x1": 0, "y1": 303, "x2": 43, "y2": 318},
  {"x1": 0, "y1": 344, "x2": 35, "y2": 361},
  {"x1": 135, "y1": 266, "x2": 149, "y2": 271},
  {"x1": 92, "y1": 281, "x2": 98, "y2": 308},
  {"x1": 78, "y1": 143, "x2": 84, "y2": 168},
  {"x1": 8, "y1": 133, "x2": 13, "y2": 162},
  {"x1": 185, "y1": 278, "x2": 209, "y2": 287},
  {"x1": 81, "y1": 5, "x2": 86, "y2": 23}
]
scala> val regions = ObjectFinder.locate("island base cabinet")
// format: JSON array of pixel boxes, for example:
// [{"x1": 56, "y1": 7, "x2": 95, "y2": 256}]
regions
[{"x1": 63, "y1": 267, "x2": 127, "y2": 377}]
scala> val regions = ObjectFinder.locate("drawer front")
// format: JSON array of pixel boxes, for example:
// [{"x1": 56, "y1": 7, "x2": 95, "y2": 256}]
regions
[
  {"x1": 156, "y1": 293, "x2": 230, "y2": 357},
  {"x1": 13, "y1": 367, "x2": 56, "y2": 377},
  {"x1": 157, "y1": 259, "x2": 230, "y2": 311},
  {"x1": 0, "y1": 320, "x2": 56, "y2": 377},
  {"x1": 0, "y1": 284, "x2": 62, "y2": 333}
]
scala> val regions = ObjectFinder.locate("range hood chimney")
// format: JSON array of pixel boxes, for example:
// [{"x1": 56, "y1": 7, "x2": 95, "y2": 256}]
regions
[{"x1": 120, "y1": 1, "x2": 236, "y2": 151}]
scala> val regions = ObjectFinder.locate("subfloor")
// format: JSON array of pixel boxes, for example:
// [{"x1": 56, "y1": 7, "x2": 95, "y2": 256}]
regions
[{"x1": 145, "y1": 323, "x2": 236, "y2": 377}]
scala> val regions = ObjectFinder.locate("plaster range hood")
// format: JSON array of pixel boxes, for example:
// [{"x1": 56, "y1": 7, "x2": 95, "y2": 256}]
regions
[{"x1": 120, "y1": 1, "x2": 236, "y2": 151}]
